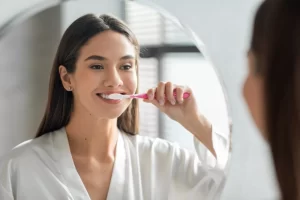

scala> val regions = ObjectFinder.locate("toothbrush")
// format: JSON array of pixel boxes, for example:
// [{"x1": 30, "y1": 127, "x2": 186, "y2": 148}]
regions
[{"x1": 102, "y1": 91, "x2": 190, "y2": 100}]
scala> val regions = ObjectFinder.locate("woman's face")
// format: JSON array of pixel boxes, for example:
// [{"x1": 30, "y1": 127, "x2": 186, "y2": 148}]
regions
[
  {"x1": 243, "y1": 50, "x2": 267, "y2": 139},
  {"x1": 61, "y1": 30, "x2": 137, "y2": 120}
]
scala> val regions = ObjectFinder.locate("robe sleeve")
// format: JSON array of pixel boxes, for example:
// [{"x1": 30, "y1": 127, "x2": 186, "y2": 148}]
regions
[
  {"x1": 194, "y1": 126, "x2": 230, "y2": 170},
  {"x1": 0, "y1": 157, "x2": 14, "y2": 200},
  {"x1": 168, "y1": 127, "x2": 230, "y2": 200},
  {"x1": 0, "y1": 183, "x2": 13, "y2": 200}
]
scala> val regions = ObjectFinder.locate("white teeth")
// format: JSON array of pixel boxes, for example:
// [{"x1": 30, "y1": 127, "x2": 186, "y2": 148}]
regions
[
  {"x1": 98, "y1": 93, "x2": 125, "y2": 100},
  {"x1": 100, "y1": 94, "x2": 109, "y2": 99}
]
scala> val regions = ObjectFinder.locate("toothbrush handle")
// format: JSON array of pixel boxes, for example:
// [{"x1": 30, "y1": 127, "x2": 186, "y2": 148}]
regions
[
  {"x1": 174, "y1": 92, "x2": 190, "y2": 99},
  {"x1": 134, "y1": 92, "x2": 190, "y2": 99},
  {"x1": 133, "y1": 93, "x2": 148, "y2": 99}
]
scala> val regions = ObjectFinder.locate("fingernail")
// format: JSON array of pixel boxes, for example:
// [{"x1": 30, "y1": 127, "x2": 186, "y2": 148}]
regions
[
  {"x1": 171, "y1": 100, "x2": 176, "y2": 105},
  {"x1": 159, "y1": 100, "x2": 164, "y2": 105},
  {"x1": 148, "y1": 94, "x2": 153, "y2": 100}
]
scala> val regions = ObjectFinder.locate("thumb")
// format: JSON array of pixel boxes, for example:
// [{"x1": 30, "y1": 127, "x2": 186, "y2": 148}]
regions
[{"x1": 143, "y1": 98, "x2": 162, "y2": 109}]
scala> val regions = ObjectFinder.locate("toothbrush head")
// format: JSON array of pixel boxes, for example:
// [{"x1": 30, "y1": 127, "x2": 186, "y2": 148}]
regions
[{"x1": 101, "y1": 93, "x2": 130, "y2": 100}]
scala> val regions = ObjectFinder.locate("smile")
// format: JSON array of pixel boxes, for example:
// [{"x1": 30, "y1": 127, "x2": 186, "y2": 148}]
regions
[
  {"x1": 98, "y1": 93, "x2": 126, "y2": 99},
  {"x1": 96, "y1": 93, "x2": 125, "y2": 104}
]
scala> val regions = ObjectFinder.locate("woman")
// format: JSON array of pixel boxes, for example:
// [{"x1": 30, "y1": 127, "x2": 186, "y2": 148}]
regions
[
  {"x1": 0, "y1": 14, "x2": 229, "y2": 199},
  {"x1": 244, "y1": 0, "x2": 300, "y2": 199}
]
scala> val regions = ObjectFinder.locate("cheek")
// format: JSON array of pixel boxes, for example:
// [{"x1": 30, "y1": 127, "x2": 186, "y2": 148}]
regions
[
  {"x1": 73, "y1": 70, "x2": 99, "y2": 96},
  {"x1": 243, "y1": 74, "x2": 259, "y2": 113},
  {"x1": 124, "y1": 72, "x2": 138, "y2": 92},
  {"x1": 243, "y1": 75, "x2": 251, "y2": 105},
  {"x1": 243, "y1": 74, "x2": 266, "y2": 133}
]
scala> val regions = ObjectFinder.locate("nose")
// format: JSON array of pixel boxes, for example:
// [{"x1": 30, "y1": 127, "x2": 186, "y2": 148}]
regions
[{"x1": 103, "y1": 67, "x2": 123, "y2": 88}]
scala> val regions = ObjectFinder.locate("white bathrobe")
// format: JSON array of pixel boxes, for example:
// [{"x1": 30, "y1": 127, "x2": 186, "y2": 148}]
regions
[{"x1": 0, "y1": 127, "x2": 229, "y2": 200}]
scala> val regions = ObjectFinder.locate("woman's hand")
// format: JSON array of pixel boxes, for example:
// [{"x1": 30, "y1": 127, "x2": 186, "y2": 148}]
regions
[
  {"x1": 143, "y1": 81, "x2": 216, "y2": 157},
  {"x1": 143, "y1": 82, "x2": 198, "y2": 124}
]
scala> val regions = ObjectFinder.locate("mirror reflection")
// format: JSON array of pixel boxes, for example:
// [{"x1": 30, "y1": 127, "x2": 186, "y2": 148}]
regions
[{"x1": 0, "y1": 0, "x2": 231, "y2": 199}]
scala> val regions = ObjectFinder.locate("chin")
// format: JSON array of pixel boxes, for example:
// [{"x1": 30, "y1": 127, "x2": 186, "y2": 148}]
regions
[
  {"x1": 96, "y1": 109, "x2": 124, "y2": 120},
  {"x1": 92, "y1": 102, "x2": 131, "y2": 119}
]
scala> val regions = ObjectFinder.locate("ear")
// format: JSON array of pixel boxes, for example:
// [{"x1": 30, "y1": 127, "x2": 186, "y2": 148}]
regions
[{"x1": 59, "y1": 65, "x2": 72, "y2": 90}]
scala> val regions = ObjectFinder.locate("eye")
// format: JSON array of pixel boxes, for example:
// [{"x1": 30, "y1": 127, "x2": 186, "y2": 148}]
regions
[
  {"x1": 120, "y1": 64, "x2": 132, "y2": 70},
  {"x1": 90, "y1": 64, "x2": 104, "y2": 70}
]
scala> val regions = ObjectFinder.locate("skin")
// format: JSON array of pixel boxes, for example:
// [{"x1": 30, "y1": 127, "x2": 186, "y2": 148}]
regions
[
  {"x1": 59, "y1": 30, "x2": 215, "y2": 200},
  {"x1": 243, "y1": 50, "x2": 266, "y2": 139},
  {"x1": 144, "y1": 84, "x2": 215, "y2": 157}
]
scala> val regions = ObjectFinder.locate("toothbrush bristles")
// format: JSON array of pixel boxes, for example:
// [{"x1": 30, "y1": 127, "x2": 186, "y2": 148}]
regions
[
  {"x1": 100, "y1": 93, "x2": 131, "y2": 100},
  {"x1": 109, "y1": 94, "x2": 122, "y2": 100},
  {"x1": 106, "y1": 93, "x2": 127, "y2": 100}
]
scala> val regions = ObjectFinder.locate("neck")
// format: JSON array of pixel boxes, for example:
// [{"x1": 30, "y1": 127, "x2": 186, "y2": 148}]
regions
[{"x1": 65, "y1": 107, "x2": 119, "y2": 161}]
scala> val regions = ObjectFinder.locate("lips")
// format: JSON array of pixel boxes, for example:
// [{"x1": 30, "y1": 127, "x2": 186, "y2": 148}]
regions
[
  {"x1": 96, "y1": 92, "x2": 126, "y2": 99},
  {"x1": 96, "y1": 91, "x2": 126, "y2": 95},
  {"x1": 95, "y1": 91, "x2": 126, "y2": 104}
]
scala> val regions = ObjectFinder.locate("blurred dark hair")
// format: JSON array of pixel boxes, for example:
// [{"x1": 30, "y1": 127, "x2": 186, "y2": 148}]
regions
[
  {"x1": 250, "y1": 0, "x2": 300, "y2": 199},
  {"x1": 36, "y1": 14, "x2": 140, "y2": 137}
]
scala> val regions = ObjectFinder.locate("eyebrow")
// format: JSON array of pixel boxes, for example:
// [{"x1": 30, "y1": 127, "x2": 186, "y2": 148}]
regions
[{"x1": 84, "y1": 55, "x2": 135, "y2": 61}]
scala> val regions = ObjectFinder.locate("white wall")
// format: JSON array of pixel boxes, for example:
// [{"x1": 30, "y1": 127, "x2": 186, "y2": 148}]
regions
[
  {"x1": 0, "y1": 0, "x2": 62, "y2": 38},
  {"x1": 61, "y1": 0, "x2": 123, "y2": 33},
  {"x1": 0, "y1": 0, "x2": 45, "y2": 28},
  {"x1": 0, "y1": 4, "x2": 62, "y2": 156},
  {"x1": 138, "y1": 0, "x2": 279, "y2": 199}
]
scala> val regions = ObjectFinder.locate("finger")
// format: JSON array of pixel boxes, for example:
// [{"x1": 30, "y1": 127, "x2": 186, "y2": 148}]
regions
[
  {"x1": 143, "y1": 97, "x2": 160, "y2": 108},
  {"x1": 146, "y1": 88, "x2": 155, "y2": 100},
  {"x1": 156, "y1": 82, "x2": 165, "y2": 105},
  {"x1": 184, "y1": 85, "x2": 192, "y2": 92},
  {"x1": 183, "y1": 86, "x2": 193, "y2": 100},
  {"x1": 175, "y1": 86, "x2": 185, "y2": 104},
  {"x1": 143, "y1": 98, "x2": 151, "y2": 103},
  {"x1": 165, "y1": 82, "x2": 176, "y2": 105}
]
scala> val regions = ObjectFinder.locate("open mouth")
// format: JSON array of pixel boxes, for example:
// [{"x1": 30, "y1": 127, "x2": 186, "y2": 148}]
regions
[{"x1": 96, "y1": 93, "x2": 126, "y2": 99}]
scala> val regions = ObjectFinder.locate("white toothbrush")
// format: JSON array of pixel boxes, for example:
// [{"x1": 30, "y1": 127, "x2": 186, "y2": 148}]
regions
[{"x1": 101, "y1": 91, "x2": 190, "y2": 100}]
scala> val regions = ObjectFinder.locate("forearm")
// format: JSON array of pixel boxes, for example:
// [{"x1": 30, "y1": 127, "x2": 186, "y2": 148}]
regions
[{"x1": 181, "y1": 114, "x2": 216, "y2": 158}]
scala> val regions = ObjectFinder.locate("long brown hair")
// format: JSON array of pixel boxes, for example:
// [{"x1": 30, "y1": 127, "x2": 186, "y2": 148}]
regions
[
  {"x1": 36, "y1": 14, "x2": 140, "y2": 137},
  {"x1": 250, "y1": 0, "x2": 300, "y2": 199}
]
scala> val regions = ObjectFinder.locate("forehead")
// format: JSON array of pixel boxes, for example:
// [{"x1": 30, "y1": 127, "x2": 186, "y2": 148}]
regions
[{"x1": 79, "y1": 30, "x2": 136, "y2": 59}]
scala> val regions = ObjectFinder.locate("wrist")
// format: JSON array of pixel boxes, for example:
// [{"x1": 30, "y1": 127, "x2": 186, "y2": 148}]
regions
[
  {"x1": 181, "y1": 114, "x2": 212, "y2": 136},
  {"x1": 180, "y1": 114, "x2": 216, "y2": 158}
]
